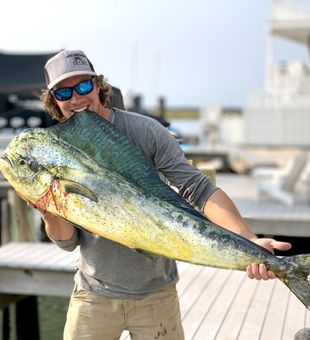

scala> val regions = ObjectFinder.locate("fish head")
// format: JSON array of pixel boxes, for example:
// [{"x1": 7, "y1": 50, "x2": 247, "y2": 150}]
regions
[{"x1": 0, "y1": 129, "x2": 54, "y2": 203}]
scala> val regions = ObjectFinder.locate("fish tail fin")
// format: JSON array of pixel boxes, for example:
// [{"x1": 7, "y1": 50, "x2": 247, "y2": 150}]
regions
[{"x1": 281, "y1": 254, "x2": 310, "y2": 310}]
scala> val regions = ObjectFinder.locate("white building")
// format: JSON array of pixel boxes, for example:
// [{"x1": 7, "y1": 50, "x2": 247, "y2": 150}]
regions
[{"x1": 244, "y1": 0, "x2": 310, "y2": 146}]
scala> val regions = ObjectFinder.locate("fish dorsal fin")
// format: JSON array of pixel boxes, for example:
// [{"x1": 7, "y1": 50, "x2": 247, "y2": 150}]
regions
[{"x1": 48, "y1": 110, "x2": 205, "y2": 220}]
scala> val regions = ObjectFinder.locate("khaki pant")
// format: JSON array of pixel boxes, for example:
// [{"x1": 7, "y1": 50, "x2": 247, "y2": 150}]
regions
[{"x1": 64, "y1": 284, "x2": 185, "y2": 340}]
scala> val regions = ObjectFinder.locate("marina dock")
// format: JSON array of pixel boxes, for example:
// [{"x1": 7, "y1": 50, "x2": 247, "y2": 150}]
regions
[
  {"x1": 216, "y1": 174, "x2": 310, "y2": 237},
  {"x1": 0, "y1": 242, "x2": 308, "y2": 340}
]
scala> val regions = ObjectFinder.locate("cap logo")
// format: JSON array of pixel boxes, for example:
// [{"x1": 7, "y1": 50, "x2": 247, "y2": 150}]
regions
[
  {"x1": 73, "y1": 57, "x2": 85, "y2": 66},
  {"x1": 66, "y1": 53, "x2": 86, "y2": 66}
]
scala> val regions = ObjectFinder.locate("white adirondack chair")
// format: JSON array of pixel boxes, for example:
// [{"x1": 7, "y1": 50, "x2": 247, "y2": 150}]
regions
[{"x1": 253, "y1": 152, "x2": 308, "y2": 206}]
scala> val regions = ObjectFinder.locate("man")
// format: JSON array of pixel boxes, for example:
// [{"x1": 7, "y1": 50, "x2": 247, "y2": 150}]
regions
[{"x1": 40, "y1": 50, "x2": 291, "y2": 340}]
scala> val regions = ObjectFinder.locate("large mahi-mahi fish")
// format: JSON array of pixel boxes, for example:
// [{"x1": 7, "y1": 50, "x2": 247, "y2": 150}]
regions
[{"x1": 0, "y1": 110, "x2": 309, "y2": 309}]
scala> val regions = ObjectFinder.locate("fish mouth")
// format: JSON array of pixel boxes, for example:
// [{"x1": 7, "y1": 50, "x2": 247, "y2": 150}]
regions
[{"x1": 1, "y1": 153, "x2": 13, "y2": 167}]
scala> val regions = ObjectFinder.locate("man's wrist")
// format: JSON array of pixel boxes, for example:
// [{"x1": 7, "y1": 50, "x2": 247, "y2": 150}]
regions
[{"x1": 249, "y1": 235, "x2": 258, "y2": 242}]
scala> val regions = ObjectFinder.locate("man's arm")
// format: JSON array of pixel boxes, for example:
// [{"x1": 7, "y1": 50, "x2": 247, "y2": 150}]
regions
[
  {"x1": 203, "y1": 188, "x2": 291, "y2": 280},
  {"x1": 41, "y1": 212, "x2": 75, "y2": 241},
  {"x1": 26, "y1": 201, "x2": 75, "y2": 241},
  {"x1": 203, "y1": 188, "x2": 256, "y2": 240}
]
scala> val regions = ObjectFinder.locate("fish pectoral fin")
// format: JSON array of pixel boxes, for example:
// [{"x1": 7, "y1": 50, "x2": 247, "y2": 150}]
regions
[{"x1": 61, "y1": 180, "x2": 98, "y2": 203}]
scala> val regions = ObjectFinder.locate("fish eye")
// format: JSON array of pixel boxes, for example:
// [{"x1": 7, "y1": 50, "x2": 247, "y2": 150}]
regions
[{"x1": 19, "y1": 159, "x2": 26, "y2": 166}]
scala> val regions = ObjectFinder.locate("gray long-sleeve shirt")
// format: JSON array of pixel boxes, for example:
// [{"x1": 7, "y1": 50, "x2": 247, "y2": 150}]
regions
[{"x1": 54, "y1": 109, "x2": 218, "y2": 299}]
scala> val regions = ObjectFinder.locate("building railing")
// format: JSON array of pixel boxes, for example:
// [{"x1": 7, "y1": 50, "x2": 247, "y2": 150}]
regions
[{"x1": 248, "y1": 90, "x2": 310, "y2": 108}]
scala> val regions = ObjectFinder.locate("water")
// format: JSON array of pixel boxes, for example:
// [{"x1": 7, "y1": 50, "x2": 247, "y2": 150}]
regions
[
  {"x1": 38, "y1": 297, "x2": 69, "y2": 340},
  {"x1": 0, "y1": 296, "x2": 69, "y2": 340},
  {"x1": 170, "y1": 119, "x2": 201, "y2": 139}
]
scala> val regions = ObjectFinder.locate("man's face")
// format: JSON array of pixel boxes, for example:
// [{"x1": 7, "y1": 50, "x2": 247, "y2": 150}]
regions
[{"x1": 53, "y1": 75, "x2": 102, "y2": 120}]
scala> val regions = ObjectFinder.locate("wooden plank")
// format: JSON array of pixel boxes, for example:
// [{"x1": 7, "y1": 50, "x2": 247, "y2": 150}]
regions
[
  {"x1": 237, "y1": 279, "x2": 279, "y2": 340},
  {"x1": 180, "y1": 268, "x2": 232, "y2": 339},
  {"x1": 0, "y1": 242, "x2": 36, "y2": 262},
  {"x1": 179, "y1": 267, "x2": 214, "y2": 325},
  {"x1": 181, "y1": 269, "x2": 310, "y2": 340},
  {"x1": 4, "y1": 243, "x2": 55, "y2": 264},
  {"x1": 177, "y1": 261, "x2": 191, "y2": 276},
  {"x1": 177, "y1": 264, "x2": 205, "y2": 298},
  {"x1": 0, "y1": 242, "x2": 79, "y2": 271},
  {"x1": 0, "y1": 268, "x2": 74, "y2": 297},
  {"x1": 18, "y1": 244, "x2": 76, "y2": 270},
  {"x1": 0, "y1": 243, "x2": 78, "y2": 298},
  {"x1": 192, "y1": 270, "x2": 246, "y2": 340},
  {"x1": 259, "y1": 280, "x2": 291, "y2": 340},
  {"x1": 212, "y1": 274, "x2": 260, "y2": 340},
  {"x1": 282, "y1": 291, "x2": 310, "y2": 339}
]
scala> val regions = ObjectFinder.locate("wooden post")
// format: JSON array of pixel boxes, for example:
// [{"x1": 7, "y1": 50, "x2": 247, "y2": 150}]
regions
[
  {"x1": 2, "y1": 307, "x2": 9, "y2": 340},
  {"x1": 1, "y1": 198, "x2": 9, "y2": 244},
  {"x1": 8, "y1": 189, "x2": 37, "y2": 242},
  {"x1": 5, "y1": 189, "x2": 41, "y2": 340},
  {"x1": 16, "y1": 296, "x2": 40, "y2": 340},
  {"x1": 0, "y1": 189, "x2": 11, "y2": 340}
]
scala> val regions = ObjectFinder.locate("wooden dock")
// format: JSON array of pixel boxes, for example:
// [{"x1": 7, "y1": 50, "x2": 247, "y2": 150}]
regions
[
  {"x1": 0, "y1": 242, "x2": 79, "y2": 297},
  {"x1": 216, "y1": 174, "x2": 310, "y2": 237},
  {"x1": 0, "y1": 174, "x2": 309, "y2": 339},
  {"x1": 0, "y1": 242, "x2": 308, "y2": 339},
  {"x1": 176, "y1": 263, "x2": 309, "y2": 340}
]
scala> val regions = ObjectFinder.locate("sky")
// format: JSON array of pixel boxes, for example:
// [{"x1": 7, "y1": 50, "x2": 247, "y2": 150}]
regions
[{"x1": 0, "y1": 0, "x2": 309, "y2": 109}]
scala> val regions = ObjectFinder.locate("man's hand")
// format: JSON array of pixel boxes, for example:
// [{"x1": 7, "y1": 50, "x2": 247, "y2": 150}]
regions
[
  {"x1": 246, "y1": 238, "x2": 292, "y2": 280},
  {"x1": 27, "y1": 200, "x2": 75, "y2": 240},
  {"x1": 27, "y1": 201, "x2": 52, "y2": 222}
]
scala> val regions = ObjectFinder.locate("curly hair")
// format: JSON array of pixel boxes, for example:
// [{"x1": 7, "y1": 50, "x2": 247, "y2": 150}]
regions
[{"x1": 40, "y1": 75, "x2": 112, "y2": 121}]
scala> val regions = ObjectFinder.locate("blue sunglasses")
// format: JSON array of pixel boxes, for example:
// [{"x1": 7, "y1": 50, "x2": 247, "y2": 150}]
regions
[{"x1": 53, "y1": 78, "x2": 94, "y2": 101}]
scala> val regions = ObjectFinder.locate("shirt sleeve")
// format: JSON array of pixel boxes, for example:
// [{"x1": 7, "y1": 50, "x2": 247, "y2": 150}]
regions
[
  {"x1": 51, "y1": 227, "x2": 80, "y2": 252},
  {"x1": 146, "y1": 120, "x2": 218, "y2": 210}
]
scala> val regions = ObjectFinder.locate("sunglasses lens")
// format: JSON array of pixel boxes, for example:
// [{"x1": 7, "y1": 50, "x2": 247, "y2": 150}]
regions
[
  {"x1": 54, "y1": 88, "x2": 72, "y2": 101},
  {"x1": 53, "y1": 78, "x2": 94, "y2": 101},
  {"x1": 75, "y1": 79, "x2": 93, "y2": 95}
]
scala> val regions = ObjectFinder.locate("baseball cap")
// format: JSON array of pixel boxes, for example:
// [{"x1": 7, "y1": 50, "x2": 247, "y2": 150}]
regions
[{"x1": 44, "y1": 50, "x2": 97, "y2": 89}]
